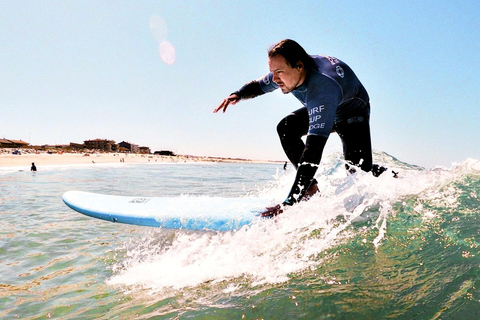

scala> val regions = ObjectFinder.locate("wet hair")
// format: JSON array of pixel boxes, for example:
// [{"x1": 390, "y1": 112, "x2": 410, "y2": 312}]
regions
[{"x1": 268, "y1": 39, "x2": 315, "y2": 70}]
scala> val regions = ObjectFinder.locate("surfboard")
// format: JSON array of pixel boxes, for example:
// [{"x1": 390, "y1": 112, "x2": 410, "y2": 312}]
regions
[{"x1": 62, "y1": 191, "x2": 271, "y2": 231}]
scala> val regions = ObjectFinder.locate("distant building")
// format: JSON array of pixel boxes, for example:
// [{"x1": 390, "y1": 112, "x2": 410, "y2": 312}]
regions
[
  {"x1": 0, "y1": 139, "x2": 29, "y2": 148},
  {"x1": 0, "y1": 139, "x2": 14, "y2": 148},
  {"x1": 39, "y1": 144, "x2": 68, "y2": 151},
  {"x1": 69, "y1": 142, "x2": 85, "y2": 150},
  {"x1": 154, "y1": 150, "x2": 176, "y2": 156},
  {"x1": 118, "y1": 141, "x2": 139, "y2": 153},
  {"x1": 84, "y1": 139, "x2": 117, "y2": 152},
  {"x1": 138, "y1": 146, "x2": 151, "y2": 154}
]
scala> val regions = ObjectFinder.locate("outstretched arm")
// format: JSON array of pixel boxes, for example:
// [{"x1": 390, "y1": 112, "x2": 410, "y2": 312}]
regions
[{"x1": 213, "y1": 80, "x2": 266, "y2": 113}]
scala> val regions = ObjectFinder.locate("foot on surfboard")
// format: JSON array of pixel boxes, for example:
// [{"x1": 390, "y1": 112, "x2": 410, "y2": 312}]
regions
[
  {"x1": 260, "y1": 204, "x2": 284, "y2": 218},
  {"x1": 260, "y1": 183, "x2": 319, "y2": 219}
]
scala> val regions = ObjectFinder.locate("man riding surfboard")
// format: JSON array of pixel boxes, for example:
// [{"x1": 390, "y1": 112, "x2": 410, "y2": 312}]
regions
[{"x1": 215, "y1": 39, "x2": 385, "y2": 217}]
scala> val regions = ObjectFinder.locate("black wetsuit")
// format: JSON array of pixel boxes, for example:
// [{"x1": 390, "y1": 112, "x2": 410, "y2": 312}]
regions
[{"x1": 234, "y1": 55, "x2": 373, "y2": 205}]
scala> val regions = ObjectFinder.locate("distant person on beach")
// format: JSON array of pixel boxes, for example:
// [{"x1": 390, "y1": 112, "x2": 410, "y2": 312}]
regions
[
  {"x1": 31, "y1": 162, "x2": 37, "y2": 171},
  {"x1": 214, "y1": 39, "x2": 385, "y2": 217}
]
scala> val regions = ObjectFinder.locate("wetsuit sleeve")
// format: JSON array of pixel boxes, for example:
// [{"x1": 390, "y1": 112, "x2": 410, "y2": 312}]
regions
[
  {"x1": 284, "y1": 135, "x2": 327, "y2": 205},
  {"x1": 233, "y1": 73, "x2": 278, "y2": 100},
  {"x1": 232, "y1": 81, "x2": 265, "y2": 100}
]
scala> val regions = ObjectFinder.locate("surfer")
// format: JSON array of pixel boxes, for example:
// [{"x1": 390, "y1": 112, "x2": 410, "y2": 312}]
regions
[
  {"x1": 31, "y1": 162, "x2": 37, "y2": 171},
  {"x1": 214, "y1": 39, "x2": 385, "y2": 217}
]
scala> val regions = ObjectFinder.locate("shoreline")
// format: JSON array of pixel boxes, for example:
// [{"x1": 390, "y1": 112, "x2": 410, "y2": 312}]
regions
[{"x1": 0, "y1": 150, "x2": 282, "y2": 169}]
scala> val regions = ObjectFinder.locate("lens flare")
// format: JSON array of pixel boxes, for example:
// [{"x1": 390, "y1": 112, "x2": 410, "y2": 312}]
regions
[
  {"x1": 150, "y1": 15, "x2": 176, "y2": 65},
  {"x1": 149, "y1": 15, "x2": 167, "y2": 42},
  {"x1": 159, "y1": 41, "x2": 176, "y2": 65}
]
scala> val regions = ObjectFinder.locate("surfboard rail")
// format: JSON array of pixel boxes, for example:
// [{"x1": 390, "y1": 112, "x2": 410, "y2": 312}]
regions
[{"x1": 62, "y1": 190, "x2": 271, "y2": 231}]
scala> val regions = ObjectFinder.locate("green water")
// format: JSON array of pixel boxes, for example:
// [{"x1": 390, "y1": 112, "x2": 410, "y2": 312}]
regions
[{"x1": 1, "y1": 158, "x2": 479, "y2": 319}]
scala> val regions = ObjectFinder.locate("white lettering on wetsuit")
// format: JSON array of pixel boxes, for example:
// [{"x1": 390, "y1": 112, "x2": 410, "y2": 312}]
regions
[
  {"x1": 309, "y1": 105, "x2": 326, "y2": 132},
  {"x1": 256, "y1": 55, "x2": 370, "y2": 137},
  {"x1": 320, "y1": 55, "x2": 339, "y2": 65}
]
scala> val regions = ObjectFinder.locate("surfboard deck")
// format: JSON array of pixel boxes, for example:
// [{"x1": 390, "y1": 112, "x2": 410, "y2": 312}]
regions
[{"x1": 62, "y1": 191, "x2": 271, "y2": 231}]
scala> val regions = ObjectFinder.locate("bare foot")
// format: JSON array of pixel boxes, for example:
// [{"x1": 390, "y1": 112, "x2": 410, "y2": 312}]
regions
[{"x1": 304, "y1": 183, "x2": 319, "y2": 199}]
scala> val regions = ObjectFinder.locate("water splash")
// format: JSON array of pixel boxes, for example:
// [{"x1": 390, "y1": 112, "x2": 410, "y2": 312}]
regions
[{"x1": 107, "y1": 153, "x2": 480, "y2": 295}]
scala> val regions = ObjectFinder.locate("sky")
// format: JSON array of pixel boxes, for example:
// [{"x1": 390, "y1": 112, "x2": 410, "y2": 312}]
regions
[{"x1": 1, "y1": 0, "x2": 479, "y2": 168}]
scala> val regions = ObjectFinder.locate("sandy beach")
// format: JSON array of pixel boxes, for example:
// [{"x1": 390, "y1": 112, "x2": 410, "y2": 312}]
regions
[{"x1": 0, "y1": 150, "x2": 280, "y2": 169}]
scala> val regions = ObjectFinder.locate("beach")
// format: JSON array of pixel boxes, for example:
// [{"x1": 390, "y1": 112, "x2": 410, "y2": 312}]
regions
[{"x1": 0, "y1": 150, "x2": 280, "y2": 169}]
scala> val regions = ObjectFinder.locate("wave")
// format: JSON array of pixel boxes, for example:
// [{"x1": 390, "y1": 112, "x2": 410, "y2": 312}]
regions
[{"x1": 107, "y1": 151, "x2": 480, "y2": 303}]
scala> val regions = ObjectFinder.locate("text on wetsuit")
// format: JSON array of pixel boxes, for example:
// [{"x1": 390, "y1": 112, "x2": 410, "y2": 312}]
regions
[{"x1": 309, "y1": 105, "x2": 325, "y2": 131}]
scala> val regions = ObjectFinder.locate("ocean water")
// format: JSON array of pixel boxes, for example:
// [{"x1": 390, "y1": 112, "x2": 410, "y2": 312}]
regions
[{"x1": 1, "y1": 152, "x2": 479, "y2": 319}]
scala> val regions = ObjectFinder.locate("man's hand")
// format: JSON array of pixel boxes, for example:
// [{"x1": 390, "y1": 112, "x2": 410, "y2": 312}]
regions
[{"x1": 213, "y1": 94, "x2": 240, "y2": 113}]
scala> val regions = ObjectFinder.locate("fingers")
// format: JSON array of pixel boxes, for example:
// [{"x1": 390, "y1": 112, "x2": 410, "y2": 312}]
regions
[
  {"x1": 213, "y1": 95, "x2": 239, "y2": 113},
  {"x1": 213, "y1": 99, "x2": 229, "y2": 113}
]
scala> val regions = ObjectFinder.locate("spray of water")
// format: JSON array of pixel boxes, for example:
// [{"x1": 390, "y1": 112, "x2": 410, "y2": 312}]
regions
[{"x1": 107, "y1": 154, "x2": 480, "y2": 294}]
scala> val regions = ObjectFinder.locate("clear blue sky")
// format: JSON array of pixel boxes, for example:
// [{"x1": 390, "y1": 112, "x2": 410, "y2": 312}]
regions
[{"x1": 1, "y1": 0, "x2": 479, "y2": 168}]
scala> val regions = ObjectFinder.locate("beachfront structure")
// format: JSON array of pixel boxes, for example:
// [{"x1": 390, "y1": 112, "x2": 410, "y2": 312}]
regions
[
  {"x1": 138, "y1": 146, "x2": 151, "y2": 154},
  {"x1": 0, "y1": 139, "x2": 30, "y2": 148},
  {"x1": 69, "y1": 142, "x2": 85, "y2": 150},
  {"x1": 84, "y1": 139, "x2": 117, "y2": 152},
  {"x1": 154, "y1": 150, "x2": 176, "y2": 156},
  {"x1": 118, "y1": 141, "x2": 139, "y2": 153},
  {"x1": 0, "y1": 139, "x2": 14, "y2": 148}
]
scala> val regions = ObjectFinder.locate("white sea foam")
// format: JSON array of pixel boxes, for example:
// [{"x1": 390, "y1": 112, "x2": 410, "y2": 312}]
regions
[{"x1": 107, "y1": 154, "x2": 480, "y2": 292}]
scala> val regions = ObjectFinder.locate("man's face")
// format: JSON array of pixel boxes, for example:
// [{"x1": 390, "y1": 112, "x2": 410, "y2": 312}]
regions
[{"x1": 268, "y1": 54, "x2": 305, "y2": 93}]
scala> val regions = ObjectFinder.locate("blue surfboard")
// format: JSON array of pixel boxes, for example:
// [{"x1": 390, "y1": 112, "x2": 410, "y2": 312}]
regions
[{"x1": 62, "y1": 191, "x2": 271, "y2": 231}]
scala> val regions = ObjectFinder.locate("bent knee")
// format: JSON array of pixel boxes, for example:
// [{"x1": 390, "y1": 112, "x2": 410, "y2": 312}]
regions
[
  {"x1": 277, "y1": 113, "x2": 307, "y2": 136},
  {"x1": 276, "y1": 117, "x2": 289, "y2": 135}
]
